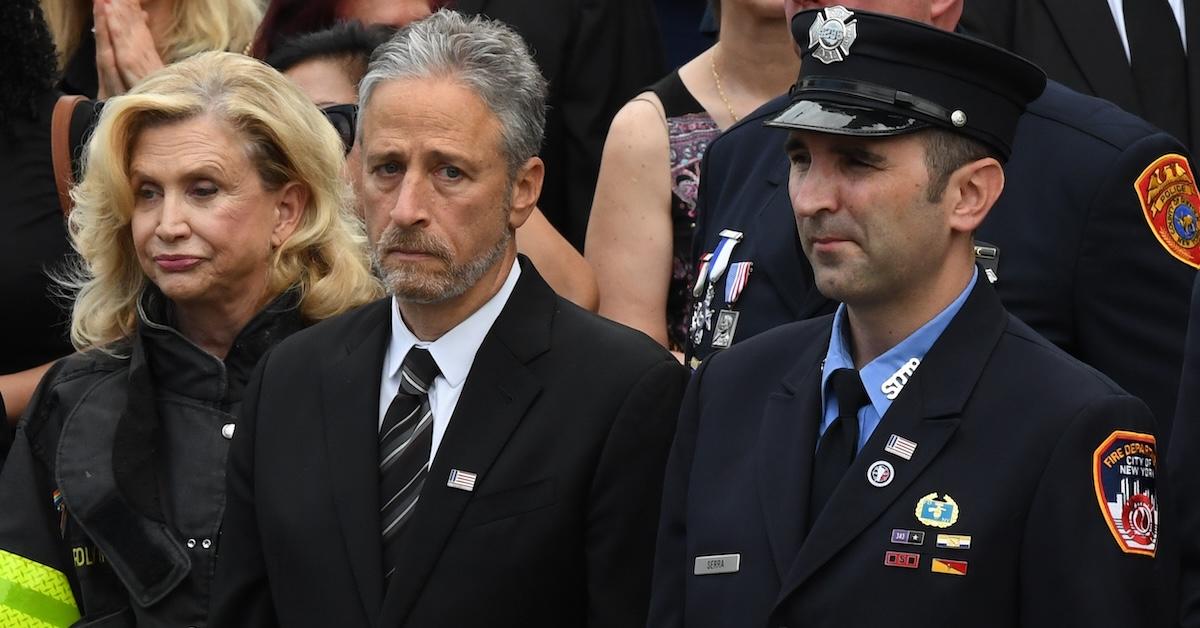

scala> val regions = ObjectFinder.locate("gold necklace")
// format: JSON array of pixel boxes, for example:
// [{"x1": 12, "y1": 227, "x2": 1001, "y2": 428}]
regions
[{"x1": 710, "y1": 49, "x2": 740, "y2": 123}]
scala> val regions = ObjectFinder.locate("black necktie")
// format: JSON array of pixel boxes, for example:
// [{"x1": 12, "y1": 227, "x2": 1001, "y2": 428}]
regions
[
  {"x1": 809, "y1": 368, "x2": 869, "y2": 528},
  {"x1": 1124, "y1": 0, "x2": 1190, "y2": 143},
  {"x1": 379, "y1": 346, "x2": 440, "y2": 579}
]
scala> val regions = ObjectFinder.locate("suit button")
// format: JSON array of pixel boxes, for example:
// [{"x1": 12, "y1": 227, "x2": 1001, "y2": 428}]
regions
[
  {"x1": 186, "y1": 538, "x2": 196, "y2": 548},
  {"x1": 201, "y1": 539, "x2": 212, "y2": 549},
  {"x1": 221, "y1": 423, "x2": 236, "y2": 439}
]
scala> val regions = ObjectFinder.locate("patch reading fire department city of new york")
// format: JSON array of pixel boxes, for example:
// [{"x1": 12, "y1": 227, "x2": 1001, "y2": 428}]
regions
[
  {"x1": 1092, "y1": 430, "x2": 1158, "y2": 556},
  {"x1": 1136, "y1": 153, "x2": 1200, "y2": 268}
]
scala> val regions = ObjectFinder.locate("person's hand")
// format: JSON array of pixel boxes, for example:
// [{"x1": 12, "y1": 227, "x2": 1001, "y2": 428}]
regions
[
  {"x1": 93, "y1": 0, "x2": 164, "y2": 98},
  {"x1": 93, "y1": 0, "x2": 125, "y2": 99}
]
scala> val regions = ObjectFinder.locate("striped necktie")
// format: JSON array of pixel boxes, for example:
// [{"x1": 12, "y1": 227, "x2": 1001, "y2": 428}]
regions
[{"x1": 379, "y1": 346, "x2": 440, "y2": 578}]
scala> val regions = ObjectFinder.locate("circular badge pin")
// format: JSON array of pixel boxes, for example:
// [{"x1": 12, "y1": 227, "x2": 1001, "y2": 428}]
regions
[{"x1": 867, "y1": 460, "x2": 895, "y2": 487}]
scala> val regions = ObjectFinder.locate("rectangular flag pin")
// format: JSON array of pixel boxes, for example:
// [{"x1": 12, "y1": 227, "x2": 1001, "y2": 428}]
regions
[
  {"x1": 936, "y1": 534, "x2": 972, "y2": 550},
  {"x1": 930, "y1": 558, "x2": 968, "y2": 576},
  {"x1": 447, "y1": 469, "x2": 477, "y2": 492},
  {"x1": 884, "y1": 434, "x2": 918, "y2": 460}
]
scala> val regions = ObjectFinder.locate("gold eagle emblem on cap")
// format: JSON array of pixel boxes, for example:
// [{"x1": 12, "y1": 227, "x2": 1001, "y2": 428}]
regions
[{"x1": 809, "y1": 6, "x2": 858, "y2": 64}]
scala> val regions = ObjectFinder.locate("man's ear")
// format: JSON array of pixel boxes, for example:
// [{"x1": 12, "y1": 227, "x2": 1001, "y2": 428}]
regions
[
  {"x1": 508, "y1": 156, "x2": 544, "y2": 230},
  {"x1": 945, "y1": 157, "x2": 1004, "y2": 234},
  {"x1": 931, "y1": 0, "x2": 964, "y2": 30},
  {"x1": 271, "y1": 181, "x2": 308, "y2": 248}
]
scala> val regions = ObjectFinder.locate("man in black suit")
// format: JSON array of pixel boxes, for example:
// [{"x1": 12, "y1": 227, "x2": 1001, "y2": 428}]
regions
[
  {"x1": 688, "y1": 0, "x2": 1198, "y2": 439},
  {"x1": 961, "y1": 0, "x2": 1200, "y2": 152},
  {"x1": 455, "y1": 0, "x2": 666, "y2": 248},
  {"x1": 210, "y1": 12, "x2": 687, "y2": 628},
  {"x1": 651, "y1": 7, "x2": 1169, "y2": 626}
]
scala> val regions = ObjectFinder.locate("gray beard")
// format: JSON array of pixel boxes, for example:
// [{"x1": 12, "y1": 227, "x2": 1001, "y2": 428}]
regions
[{"x1": 371, "y1": 223, "x2": 512, "y2": 305}]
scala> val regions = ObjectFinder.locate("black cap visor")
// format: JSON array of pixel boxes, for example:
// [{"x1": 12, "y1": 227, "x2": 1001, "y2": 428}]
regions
[{"x1": 765, "y1": 99, "x2": 927, "y2": 136}]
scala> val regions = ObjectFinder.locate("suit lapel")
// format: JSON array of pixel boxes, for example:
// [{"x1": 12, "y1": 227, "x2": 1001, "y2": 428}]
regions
[
  {"x1": 1042, "y1": 0, "x2": 1141, "y2": 112},
  {"x1": 378, "y1": 260, "x2": 553, "y2": 625},
  {"x1": 775, "y1": 278, "x2": 1009, "y2": 604},
  {"x1": 756, "y1": 327, "x2": 828, "y2": 580},
  {"x1": 320, "y1": 299, "x2": 392, "y2": 619}
]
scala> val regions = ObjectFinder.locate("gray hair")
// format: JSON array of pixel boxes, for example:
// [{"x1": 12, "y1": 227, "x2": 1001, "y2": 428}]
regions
[{"x1": 358, "y1": 10, "x2": 548, "y2": 174}]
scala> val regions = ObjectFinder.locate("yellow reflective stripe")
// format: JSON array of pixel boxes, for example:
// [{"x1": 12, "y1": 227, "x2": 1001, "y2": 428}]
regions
[{"x1": 0, "y1": 549, "x2": 80, "y2": 627}]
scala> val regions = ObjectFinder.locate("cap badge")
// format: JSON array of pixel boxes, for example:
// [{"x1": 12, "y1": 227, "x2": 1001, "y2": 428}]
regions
[{"x1": 809, "y1": 6, "x2": 858, "y2": 64}]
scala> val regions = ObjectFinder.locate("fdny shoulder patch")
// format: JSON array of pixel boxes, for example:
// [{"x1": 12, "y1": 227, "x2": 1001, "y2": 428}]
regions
[
  {"x1": 1092, "y1": 430, "x2": 1158, "y2": 556},
  {"x1": 1135, "y1": 153, "x2": 1200, "y2": 268}
]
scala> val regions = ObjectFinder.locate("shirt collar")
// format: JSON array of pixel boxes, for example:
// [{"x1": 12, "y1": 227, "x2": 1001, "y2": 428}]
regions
[
  {"x1": 384, "y1": 260, "x2": 522, "y2": 388},
  {"x1": 821, "y1": 267, "x2": 978, "y2": 416}
]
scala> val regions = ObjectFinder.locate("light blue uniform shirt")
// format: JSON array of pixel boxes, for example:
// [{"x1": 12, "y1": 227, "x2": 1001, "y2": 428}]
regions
[{"x1": 819, "y1": 268, "x2": 979, "y2": 451}]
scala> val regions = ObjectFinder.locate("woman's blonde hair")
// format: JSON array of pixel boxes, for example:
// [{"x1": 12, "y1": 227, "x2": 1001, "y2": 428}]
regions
[
  {"x1": 65, "y1": 50, "x2": 382, "y2": 351},
  {"x1": 42, "y1": 0, "x2": 263, "y2": 72}
]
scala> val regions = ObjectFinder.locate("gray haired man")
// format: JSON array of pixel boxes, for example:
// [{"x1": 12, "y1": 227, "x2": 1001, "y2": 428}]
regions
[{"x1": 211, "y1": 11, "x2": 687, "y2": 628}]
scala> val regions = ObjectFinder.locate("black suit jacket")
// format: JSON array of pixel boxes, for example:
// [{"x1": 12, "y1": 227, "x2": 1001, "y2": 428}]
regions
[
  {"x1": 689, "y1": 82, "x2": 1196, "y2": 439},
  {"x1": 210, "y1": 260, "x2": 688, "y2": 627},
  {"x1": 652, "y1": 279, "x2": 1171, "y2": 627},
  {"x1": 454, "y1": 0, "x2": 665, "y2": 248},
  {"x1": 960, "y1": 0, "x2": 1200, "y2": 151}
]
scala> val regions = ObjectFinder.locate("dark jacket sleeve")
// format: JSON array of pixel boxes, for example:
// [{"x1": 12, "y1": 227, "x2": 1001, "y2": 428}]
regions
[
  {"x1": 209, "y1": 350, "x2": 280, "y2": 628},
  {"x1": 0, "y1": 364, "x2": 82, "y2": 625},
  {"x1": 1170, "y1": 271, "x2": 1200, "y2": 627},
  {"x1": 646, "y1": 357, "x2": 708, "y2": 628},
  {"x1": 0, "y1": 416, "x2": 11, "y2": 471},
  {"x1": 586, "y1": 356, "x2": 687, "y2": 628},
  {"x1": 1073, "y1": 132, "x2": 1195, "y2": 436},
  {"x1": 1019, "y1": 393, "x2": 1171, "y2": 626}
]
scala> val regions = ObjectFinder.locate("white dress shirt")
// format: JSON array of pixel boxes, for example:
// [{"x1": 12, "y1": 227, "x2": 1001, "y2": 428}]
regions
[
  {"x1": 377, "y1": 260, "x2": 521, "y2": 465},
  {"x1": 1107, "y1": 0, "x2": 1187, "y2": 61}
]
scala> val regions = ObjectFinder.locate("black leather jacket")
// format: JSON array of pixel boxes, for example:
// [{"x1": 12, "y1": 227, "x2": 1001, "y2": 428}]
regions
[{"x1": 0, "y1": 288, "x2": 302, "y2": 627}]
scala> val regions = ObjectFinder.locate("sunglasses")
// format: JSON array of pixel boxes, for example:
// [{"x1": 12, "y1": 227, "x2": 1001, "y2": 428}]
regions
[{"x1": 320, "y1": 104, "x2": 359, "y2": 155}]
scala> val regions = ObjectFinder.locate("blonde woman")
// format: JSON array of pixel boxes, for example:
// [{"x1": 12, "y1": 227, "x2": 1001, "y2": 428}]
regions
[
  {"x1": 0, "y1": 51, "x2": 380, "y2": 626},
  {"x1": 42, "y1": 0, "x2": 263, "y2": 98}
]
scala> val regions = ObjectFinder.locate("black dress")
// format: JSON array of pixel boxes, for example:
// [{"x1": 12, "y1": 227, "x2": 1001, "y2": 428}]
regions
[
  {"x1": 0, "y1": 91, "x2": 95, "y2": 466},
  {"x1": 0, "y1": 91, "x2": 95, "y2": 374},
  {"x1": 646, "y1": 71, "x2": 720, "y2": 352}
]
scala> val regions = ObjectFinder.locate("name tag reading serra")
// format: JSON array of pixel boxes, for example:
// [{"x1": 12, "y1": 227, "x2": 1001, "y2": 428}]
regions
[{"x1": 693, "y1": 553, "x2": 741, "y2": 575}]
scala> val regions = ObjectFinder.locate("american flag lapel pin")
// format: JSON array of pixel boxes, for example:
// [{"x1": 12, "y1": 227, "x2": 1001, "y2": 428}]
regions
[
  {"x1": 447, "y1": 469, "x2": 478, "y2": 492},
  {"x1": 884, "y1": 434, "x2": 918, "y2": 460}
]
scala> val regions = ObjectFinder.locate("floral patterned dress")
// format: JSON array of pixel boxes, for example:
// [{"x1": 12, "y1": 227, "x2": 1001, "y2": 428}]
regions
[{"x1": 649, "y1": 71, "x2": 722, "y2": 351}]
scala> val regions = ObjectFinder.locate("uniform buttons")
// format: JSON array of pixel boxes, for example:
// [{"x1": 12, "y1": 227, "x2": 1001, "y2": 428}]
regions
[
  {"x1": 201, "y1": 539, "x2": 212, "y2": 549},
  {"x1": 221, "y1": 423, "x2": 236, "y2": 440},
  {"x1": 186, "y1": 538, "x2": 197, "y2": 548}
]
